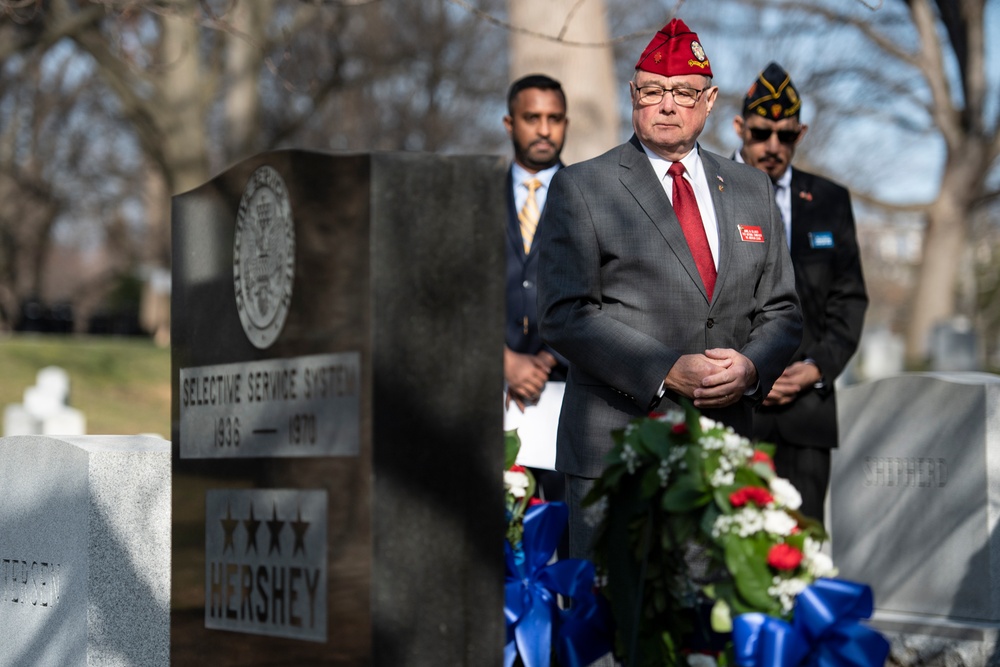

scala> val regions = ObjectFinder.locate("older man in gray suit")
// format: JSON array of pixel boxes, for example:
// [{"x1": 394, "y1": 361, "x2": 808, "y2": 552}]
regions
[{"x1": 536, "y1": 18, "x2": 802, "y2": 561}]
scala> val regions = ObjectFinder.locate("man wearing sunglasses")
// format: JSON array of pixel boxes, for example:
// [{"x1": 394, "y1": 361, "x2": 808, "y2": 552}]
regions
[{"x1": 735, "y1": 62, "x2": 868, "y2": 526}]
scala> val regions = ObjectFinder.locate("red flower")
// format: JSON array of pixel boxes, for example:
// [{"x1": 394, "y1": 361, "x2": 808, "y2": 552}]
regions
[
  {"x1": 751, "y1": 450, "x2": 775, "y2": 471},
  {"x1": 729, "y1": 486, "x2": 774, "y2": 508},
  {"x1": 671, "y1": 422, "x2": 688, "y2": 435},
  {"x1": 649, "y1": 411, "x2": 666, "y2": 419},
  {"x1": 509, "y1": 464, "x2": 527, "y2": 473},
  {"x1": 528, "y1": 497, "x2": 546, "y2": 506},
  {"x1": 767, "y1": 543, "x2": 804, "y2": 571}
]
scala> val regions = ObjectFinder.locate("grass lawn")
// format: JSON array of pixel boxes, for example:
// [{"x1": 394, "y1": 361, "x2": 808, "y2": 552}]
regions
[{"x1": 0, "y1": 333, "x2": 171, "y2": 437}]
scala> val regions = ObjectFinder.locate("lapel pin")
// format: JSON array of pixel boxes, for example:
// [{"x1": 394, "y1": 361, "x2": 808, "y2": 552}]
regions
[
  {"x1": 717, "y1": 175, "x2": 725, "y2": 192},
  {"x1": 799, "y1": 190, "x2": 813, "y2": 201}
]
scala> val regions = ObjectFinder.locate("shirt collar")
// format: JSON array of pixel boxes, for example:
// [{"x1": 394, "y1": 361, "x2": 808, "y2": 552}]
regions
[
  {"x1": 511, "y1": 162, "x2": 560, "y2": 189},
  {"x1": 734, "y1": 150, "x2": 793, "y2": 189},
  {"x1": 639, "y1": 142, "x2": 704, "y2": 183}
]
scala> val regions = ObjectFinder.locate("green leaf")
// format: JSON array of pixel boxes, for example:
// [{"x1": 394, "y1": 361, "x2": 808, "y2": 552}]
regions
[
  {"x1": 723, "y1": 534, "x2": 780, "y2": 614},
  {"x1": 640, "y1": 465, "x2": 663, "y2": 498},
  {"x1": 711, "y1": 598, "x2": 733, "y2": 633},
  {"x1": 661, "y1": 475, "x2": 711, "y2": 512},
  {"x1": 638, "y1": 419, "x2": 672, "y2": 458},
  {"x1": 503, "y1": 429, "x2": 521, "y2": 469}
]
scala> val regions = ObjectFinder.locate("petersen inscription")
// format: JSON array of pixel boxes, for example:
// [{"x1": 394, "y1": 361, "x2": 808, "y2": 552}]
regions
[
  {"x1": 1, "y1": 558, "x2": 61, "y2": 608},
  {"x1": 179, "y1": 352, "x2": 361, "y2": 459},
  {"x1": 234, "y1": 165, "x2": 295, "y2": 350},
  {"x1": 205, "y1": 489, "x2": 327, "y2": 642}
]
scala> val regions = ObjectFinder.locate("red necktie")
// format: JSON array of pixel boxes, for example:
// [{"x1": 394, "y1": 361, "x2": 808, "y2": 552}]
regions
[{"x1": 667, "y1": 162, "x2": 716, "y2": 300}]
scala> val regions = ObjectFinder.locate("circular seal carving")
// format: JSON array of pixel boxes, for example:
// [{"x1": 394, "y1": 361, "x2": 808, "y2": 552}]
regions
[
  {"x1": 691, "y1": 41, "x2": 706, "y2": 62},
  {"x1": 233, "y1": 165, "x2": 295, "y2": 349}
]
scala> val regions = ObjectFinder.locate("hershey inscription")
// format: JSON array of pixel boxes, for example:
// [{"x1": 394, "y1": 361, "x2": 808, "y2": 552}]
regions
[
  {"x1": 179, "y1": 352, "x2": 360, "y2": 459},
  {"x1": 205, "y1": 489, "x2": 328, "y2": 642}
]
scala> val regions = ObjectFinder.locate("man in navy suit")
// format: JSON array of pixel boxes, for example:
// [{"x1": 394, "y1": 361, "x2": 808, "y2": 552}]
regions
[
  {"x1": 735, "y1": 63, "x2": 868, "y2": 524},
  {"x1": 536, "y1": 22, "x2": 801, "y2": 560},
  {"x1": 503, "y1": 74, "x2": 570, "y2": 509}
]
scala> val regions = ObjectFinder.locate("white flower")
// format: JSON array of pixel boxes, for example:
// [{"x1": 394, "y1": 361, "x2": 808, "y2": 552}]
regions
[
  {"x1": 584, "y1": 496, "x2": 609, "y2": 528},
  {"x1": 621, "y1": 444, "x2": 640, "y2": 474},
  {"x1": 504, "y1": 470, "x2": 529, "y2": 498},
  {"x1": 699, "y1": 415, "x2": 722, "y2": 433},
  {"x1": 769, "y1": 477, "x2": 802, "y2": 510},
  {"x1": 762, "y1": 509, "x2": 798, "y2": 536},
  {"x1": 657, "y1": 460, "x2": 671, "y2": 487},
  {"x1": 709, "y1": 467, "x2": 735, "y2": 488},
  {"x1": 803, "y1": 538, "x2": 838, "y2": 578},
  {"x1": 688, "y1": 653, "x2": 718, "y2": 667},
  {"x1": 659, "y1": 409, "x2": 685, "y2": 425},
  {"x1": 768, "y1": 576, "x2": 808, "y2": 615},
  {"x1": 712, "y1": 508, "x2": 765, "y2": 538}
]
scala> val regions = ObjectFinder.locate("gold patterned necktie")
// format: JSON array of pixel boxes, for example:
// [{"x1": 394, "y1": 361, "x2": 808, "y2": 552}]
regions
[{"x1": 519, "y1": 178, "x2": 542, "y2": 254}]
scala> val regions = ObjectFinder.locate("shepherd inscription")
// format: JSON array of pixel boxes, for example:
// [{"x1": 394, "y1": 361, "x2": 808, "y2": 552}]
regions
[
  {"x1": 863, "y1": 456, "x2": 948, "y2": 487},
  {"x1": 180, "y1": 352, "x2": 360, "y2": 458}
]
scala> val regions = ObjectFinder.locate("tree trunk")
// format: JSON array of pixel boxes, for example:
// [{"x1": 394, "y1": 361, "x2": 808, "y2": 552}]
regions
[
  {"x1": 905, "y1": 140, "x2": 988, "y2": 364},
  {"x1": 507, "y1": 0, "x2": 619, "y2": 164},
  {"x1": 224, "y1": 0, "x2": 273, "y2": 164},
  {"x1": 159, "y1": 2, "x2": 210, "y2": 194}
]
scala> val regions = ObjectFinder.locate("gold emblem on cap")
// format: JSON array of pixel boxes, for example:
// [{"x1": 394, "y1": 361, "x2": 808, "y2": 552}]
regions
[
  {"x1": 688, "y1": 59, "x2": 710, "y2": 69},
  {"x1": 691, "y1": 41, "x2": 706, "y2": 61},
  {"x1": 770, "y1": 103, "x2": 782, "y2": 118}
]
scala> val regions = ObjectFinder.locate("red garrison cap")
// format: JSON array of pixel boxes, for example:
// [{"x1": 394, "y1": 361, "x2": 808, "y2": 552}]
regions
[{"x1": 634, "y1": 19, "x2": 713, "y2": 78}]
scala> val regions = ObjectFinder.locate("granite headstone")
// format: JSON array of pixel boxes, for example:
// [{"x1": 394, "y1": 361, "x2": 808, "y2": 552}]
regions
[
  {"x1": 0, "y1": 434, "x2": 170, "y2": 667},
  {"x1": 832, "y1": 373, "x2": 1000, "y2": 664},
  {"x1": 171, "y1": 150, "x2": 506, "y2": 666}
]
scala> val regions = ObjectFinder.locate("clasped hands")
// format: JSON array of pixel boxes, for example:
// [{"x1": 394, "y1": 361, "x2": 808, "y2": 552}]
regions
[
  {"x1": 505, "y1": 348, "x2": 558, "y2": 412},
  {"x1": 664, "y1": 348, "x2": 758, "y2": 409},
  {"x1": 762, "y1": 361, "x2": 821, "y2": 407}
]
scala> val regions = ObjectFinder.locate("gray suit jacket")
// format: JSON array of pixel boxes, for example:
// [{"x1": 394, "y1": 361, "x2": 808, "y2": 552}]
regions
[{"x1": 536, "y1": 136, "x2": 802, "y2": 478}]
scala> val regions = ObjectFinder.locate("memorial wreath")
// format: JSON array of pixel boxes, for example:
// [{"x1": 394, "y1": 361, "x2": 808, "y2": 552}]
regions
[{"x1": 502, "y1": 402, "x2": 890, "y2": 667}]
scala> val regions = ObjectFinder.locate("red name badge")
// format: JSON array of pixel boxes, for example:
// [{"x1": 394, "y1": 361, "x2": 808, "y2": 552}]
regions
[{"x1": 738, "y1": 225, "x2": 764, "y2": 243}]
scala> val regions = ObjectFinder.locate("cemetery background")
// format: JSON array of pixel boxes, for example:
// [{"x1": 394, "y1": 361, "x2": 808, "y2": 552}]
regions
[{"x1": 0, "y1": 1, "x2": 998, "y2": 665}]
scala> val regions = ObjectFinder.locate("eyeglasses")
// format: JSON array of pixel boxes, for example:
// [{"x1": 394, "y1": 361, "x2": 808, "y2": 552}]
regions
[
  {"x1": 634, "y1": 85, "x2": 706, "y2": 108},
  {"x1": 748, "y1": 127, "x2": 802, "y2": 144}
]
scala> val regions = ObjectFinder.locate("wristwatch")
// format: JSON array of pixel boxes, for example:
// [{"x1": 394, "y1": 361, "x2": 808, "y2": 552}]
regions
[{"x1": 803, "y1": 358, "x2": 825, "y2": 389}]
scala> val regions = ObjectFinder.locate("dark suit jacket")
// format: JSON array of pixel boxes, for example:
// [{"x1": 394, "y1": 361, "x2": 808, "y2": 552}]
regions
[
  {"x1": 536, "y1": 136, "x2": 802, "y2": 478},
  {"x1": 505, "y1": 166, "x2": 568, "y2": 381},
  {"x1": 752, "y1": 168, "x2": 868, "y2": 449}
]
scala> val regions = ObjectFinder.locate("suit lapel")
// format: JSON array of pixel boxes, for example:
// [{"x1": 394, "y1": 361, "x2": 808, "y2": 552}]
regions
[
  {"x1": 618, "y1": 136, "x2": 708, "y2": 301},
  {"x1": 506, "y1": 168, "x2": 526, "y2": 262},
  {"x1": 789, "y1": 168, "x2": 810, "y2": 253}
]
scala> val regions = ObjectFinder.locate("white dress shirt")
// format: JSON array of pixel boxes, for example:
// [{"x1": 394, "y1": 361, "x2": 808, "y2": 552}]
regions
[{"x1": 640, "y1": 142, "x2": 720, "y2": 269}]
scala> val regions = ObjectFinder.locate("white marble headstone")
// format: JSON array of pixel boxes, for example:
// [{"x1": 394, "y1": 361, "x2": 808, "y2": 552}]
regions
[
  {"x1": 832, "y1": 373, "x2": 1000, "y2": 622},
  {"x1": 0, "y1": 435, "x2": 170, "y2": 667}
]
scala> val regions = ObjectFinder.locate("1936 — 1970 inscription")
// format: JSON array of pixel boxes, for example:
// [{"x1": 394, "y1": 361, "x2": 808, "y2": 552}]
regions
[{"x1": 179, "y1": 352, "x2": 360, "y2": 459}]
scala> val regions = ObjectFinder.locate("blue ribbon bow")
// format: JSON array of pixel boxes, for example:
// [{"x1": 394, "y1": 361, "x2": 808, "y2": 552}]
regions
[
  {"x1": 504, "y1": 502, "x2": 612, "y2": 667},
  {"x1": 733, "y1": 578, "x2": 890, "y2": 667}
]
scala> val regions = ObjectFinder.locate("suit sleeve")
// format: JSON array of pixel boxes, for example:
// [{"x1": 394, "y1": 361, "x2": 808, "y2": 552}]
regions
[
  {"x1": 803, "y1": 184, "x2": 868, "y2": 389},
  {"x1": 535, "y1": 170, "x2": 680, "y2": 408}
]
